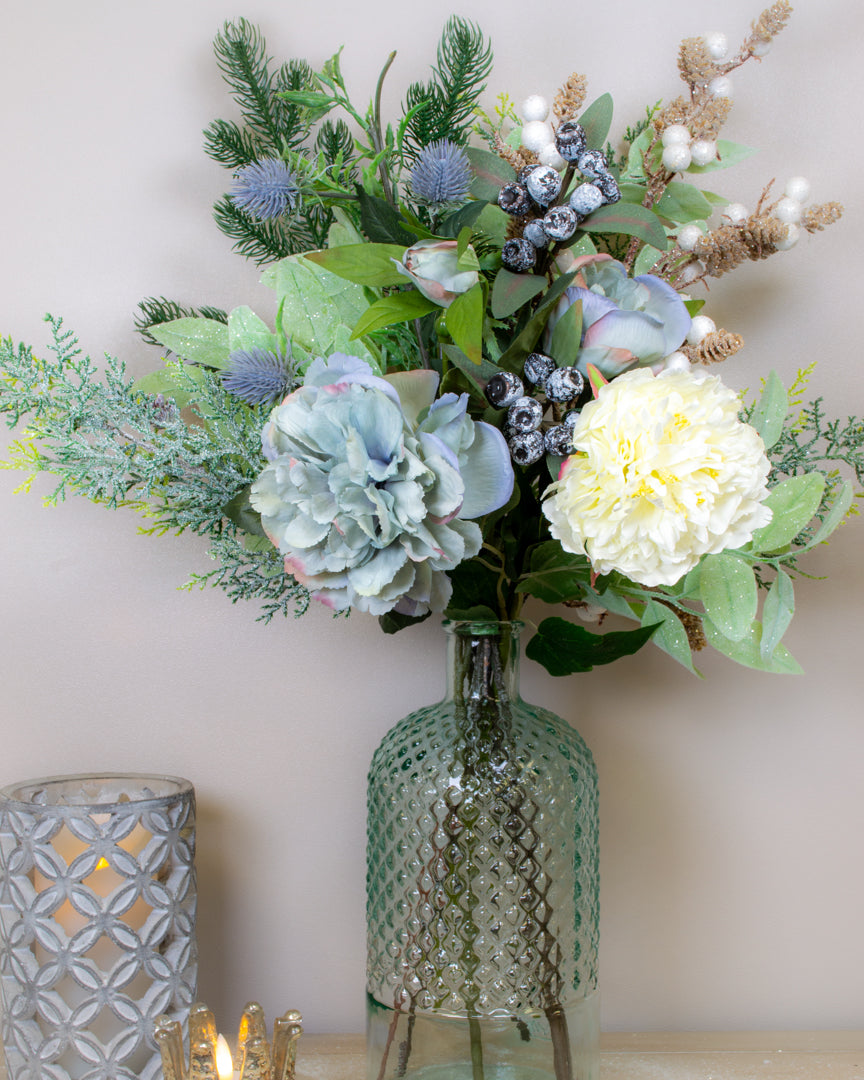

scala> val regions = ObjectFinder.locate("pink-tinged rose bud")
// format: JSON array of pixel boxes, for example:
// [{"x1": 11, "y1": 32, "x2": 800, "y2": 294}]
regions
[{"x1": 394, "y1": 239, "x2": 479, "y2": 307}]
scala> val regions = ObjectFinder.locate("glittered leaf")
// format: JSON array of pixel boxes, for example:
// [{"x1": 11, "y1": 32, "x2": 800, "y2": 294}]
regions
[
  {"x1": 699, "y1": 553, "x2": 758, "y2": 642},
  {"x1": 807, "y1": 480, "x2": 853, "y2": 548},
  {"x1": 750, "y1": 472, "x2": 826, "y2": 553},
  {"x1": 147, "y1": 318, "x2": 230, "y2": 369},
  {"x1": 655, "y1": 181, "x2": 713, "y2": 224},
  {"x1": 760, "y1": 569, "x2": 795, "y2": 660},
  {"x1": 641, "y1": 599, "x2": 699, "y2": 674},
  {"x1": 303, "y1": 244, "x2": 408, "y2": 287},
  {"x1": 750, "y1": 371, "x2": 788, "y2": 450},
  {"x1": 350, "y1": 291, "x2": 439, "y2": 339},
  {"x1": 703, "y1": 619, "x2": 803, "y2": 674},
  {"x1": 687, "y1": 139, "x2": 757, "y2": 174}
]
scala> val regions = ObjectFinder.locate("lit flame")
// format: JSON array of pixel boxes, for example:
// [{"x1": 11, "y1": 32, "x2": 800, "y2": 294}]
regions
[
  {"x1": 95, "y1": 857, "x2": 110, "y2": 871},
  {"x1": 215, "y1": 1034, "x2": 234, "y2": 1080}
]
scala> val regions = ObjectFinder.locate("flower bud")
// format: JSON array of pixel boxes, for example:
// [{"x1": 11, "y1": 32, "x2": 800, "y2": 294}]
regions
[{"x1": 395, "y1": 239, "x2": 480, "y2": 308}]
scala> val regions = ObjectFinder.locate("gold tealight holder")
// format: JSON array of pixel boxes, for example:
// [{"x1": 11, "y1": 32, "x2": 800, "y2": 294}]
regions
[{"x1": 155, "y1": 1001, "x2": 303, "y2": 1080}]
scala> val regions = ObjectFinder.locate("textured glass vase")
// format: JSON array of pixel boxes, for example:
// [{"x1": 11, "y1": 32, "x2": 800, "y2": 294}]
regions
[{"x1": 366, "y1": 621, "x2": 599, "y2": 1080}]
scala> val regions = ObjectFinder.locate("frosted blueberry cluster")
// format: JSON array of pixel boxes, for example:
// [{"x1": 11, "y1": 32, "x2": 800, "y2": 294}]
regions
[{"x1": 496, "y1": 96, "x2": 622, "y2": 273}]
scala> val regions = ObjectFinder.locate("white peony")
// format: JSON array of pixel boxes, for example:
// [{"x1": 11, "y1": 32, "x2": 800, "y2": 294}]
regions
[{"x1": 542, "y1": 368, "x2": 772, "y2": 586}]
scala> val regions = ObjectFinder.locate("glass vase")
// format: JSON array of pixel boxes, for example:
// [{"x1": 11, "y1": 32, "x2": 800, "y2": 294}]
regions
[{"x1": 366, "y1": 621, "x2": 599, "y2": 1080}]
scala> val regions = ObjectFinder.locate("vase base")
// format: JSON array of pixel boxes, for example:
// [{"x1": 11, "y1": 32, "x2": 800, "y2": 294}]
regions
[{"x1": 366, "y1": 991, "x2": 599, "y2": 1080}]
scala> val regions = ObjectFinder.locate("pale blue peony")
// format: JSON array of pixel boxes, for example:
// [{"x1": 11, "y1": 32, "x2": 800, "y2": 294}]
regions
[
  {"x1": 250, "y1": 354, "x2": 514, "y2": 616},
  {"x1": 546, "y1": 254, "x2": 692, "y2": 379}
]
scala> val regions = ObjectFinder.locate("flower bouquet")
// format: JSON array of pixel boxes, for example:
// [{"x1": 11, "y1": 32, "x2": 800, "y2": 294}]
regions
[{"x1": 1, "y1": 2, "x2": 862, "y2": 1078}]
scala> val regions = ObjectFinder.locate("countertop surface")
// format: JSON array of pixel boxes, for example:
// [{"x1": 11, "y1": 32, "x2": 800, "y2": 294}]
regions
[{"x1": 3, "y1": 1032, "x2": 863, "y2": 1079}]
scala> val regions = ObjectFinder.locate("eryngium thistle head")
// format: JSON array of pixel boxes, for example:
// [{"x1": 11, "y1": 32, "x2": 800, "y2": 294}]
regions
[
  {"x1": 409, "y1": 140, "x2": 473, "y2": 206},
  {"x1": 222, "y1": 347, "x2": 294, "y2": 405},
  {"x1": 231, "y1": 158, "x2": 300, "y2": 220}
]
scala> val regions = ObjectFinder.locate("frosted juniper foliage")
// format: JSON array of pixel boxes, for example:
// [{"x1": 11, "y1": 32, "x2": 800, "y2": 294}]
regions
[{"x1": 0, "y1": 319, "x2": 309, "y2": 620}]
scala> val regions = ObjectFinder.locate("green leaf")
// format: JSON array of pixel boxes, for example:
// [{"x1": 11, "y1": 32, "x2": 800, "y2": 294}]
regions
[
  {"x1": 641, "y1": 600, "x2": 699, "y2": 674},
  {"x1": 223, "y1": 485, "x2": 267, "y2": 537},
  {"x1": 356, "y1": 187, "x2": 417, "y2": 245},
  {"x1": 379, "y1": 610, "x2": 432, "y2": 634},
  {"x1": 303, "y1": 243, "x2": 408, "y2": 287},
  {"x1": 147, "y1": 318, "x2": 230, "y2": 369},
  {"x1": 703, "y1": 619, "x2": 803, "y2": 674},
  {"x1": 440, "y1": 344, "x2": 500, "y2": 395},
  {"x1": 655, "y1": 181, "x2": 713, "y2": 225},
  {"x1": 761, "y1": 569, "x2": 795, "y2": 660},
  {"x1": 624, "y1": 128, "x2": 654, "y2": 181},
  {"x1": 633, "y1": 244, "x2": 665, "y2": 276},
  {"x1": 687, "y1": 139, "x2": 757, "y2": 174},
  {"x1": 277, "y1": 89, "x2": 337, "y2": 110},
  {"x1": 750, "y1": 371, "x2": 788, "y2": 450},
  {"x1": 350, "y1": 290, "x2": 439, "y2": 338},
  {"x1": 228, "y1": 306, "x2": 277, "y2": 354},
  {"x1": 438, "y1": 199, "x2": 487, "y2": 238},
  {"x1": 496, "y1": 270, "x2": 579, "y2": 374},
  {"x1": 549, "y1": 299, "x2": 583, "y2": 367},
  {"x1": 683, "y1": 298, "x2": 706, "y2": 317},
  {"x1": 525, "y1": 616, "x2": 659, "y2": 676},
  {"x1": 490, "y1": 269, "x2": 546, "y2": 319},
  {"x1": 132, "y1": 367, "x2": 197, "y2": 410},
  {"x1": 580, "y1": 201, "x2": 668, "y2": 250},
  {"x1": 444, "y1": 282, "x2": 484, "y2": 364},
  {"x1": 579, "y1": 93, "x2": 614, "y2": 150},
  {"x1": 750, "y1": 472, "x2": 826, "y2": 553},
  {"x1": 807, "y1": 480, "x2": 853, "y2": 548},
  {"x1": 476, "y1": 202, "x2": 509, "y2": 245},
  {"x1": 465, "y1": 146, "x2": 515, "y2": 200},
  {"x1": 699, "y1": 553, "x2": 758, "y2": 642},
  {"x1": 261, "y1": 258, "x2": 340, "y2": 354},
  {"x1": 515, "y1": 541, "x2": 591, "y2": 603}
]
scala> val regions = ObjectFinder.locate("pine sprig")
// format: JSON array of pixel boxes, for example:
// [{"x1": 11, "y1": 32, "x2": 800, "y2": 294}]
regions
[
  {"x1": 402, "y1": 17, "x2": 493, "y2": 155},
  {"x1": 202, "y1": 118, "x2": 267, "y2": 170},
  {"x1": 212, "y1": 196, "x2": 310, "y2": 264}
]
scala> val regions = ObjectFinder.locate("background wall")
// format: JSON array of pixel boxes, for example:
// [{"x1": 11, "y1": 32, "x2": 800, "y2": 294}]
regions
[{"x1": 1, "y1": 0, "x2": 861, "y2": 1036}]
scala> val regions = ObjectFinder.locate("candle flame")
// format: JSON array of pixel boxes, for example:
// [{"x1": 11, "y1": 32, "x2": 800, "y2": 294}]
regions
[
  {"x1": 95, "y1": 857, "x2": 110, "y2": 871},
  {"x1": 215, "y1": 1034, "x2": 234, "y2": 1080}
]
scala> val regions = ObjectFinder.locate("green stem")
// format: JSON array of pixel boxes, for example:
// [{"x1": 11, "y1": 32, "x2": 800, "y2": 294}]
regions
[
  {"x1": 469, "y1": 1014, "x2": 485, "y2": 1080},
  {"x1": 372, "y1": 51, "x2": 398, "y2": 207}
]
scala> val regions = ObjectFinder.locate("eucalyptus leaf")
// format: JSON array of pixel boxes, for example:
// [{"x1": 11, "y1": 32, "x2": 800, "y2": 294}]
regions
[
  {"x1": 465, "y1": 147, "x2": 515, "y2": 201},
  {"x1": 263, "y1": 258, "x2": 340, "y2": 354},
  {"x1": 579, "y1": 93, "x2": 614, "y2": 150},
  {"x1": 806, "y1": 480, "x2": 853, "y2": 548},
  {"x1": 147, "y1": 318, "x2": 230, "y2": 369},
  {"x1": 443, "y1": 283, "x2": 485, "y2": 364},
  {"x1": 634, "y1": 244, "x2": 665, "y2": 276},
  {"x1": 350, "y1": 290, "x2": 439, "y2": 339},
  {"x1": 655, "y1": 181, "x2": 713, "y2": 224},
  {"x1": 491, "y1": 269, "x2": 546, "y2": 320},
  {"x1": 228, "y1": 306, "x2": 277, "y2": 354},
  {"x1": 750, "y1": 472, "x2": 826, "y2": 553},
  {"x1": 526, "y1": 616, "x2": 659, "y2": 676},
  {"x1": 549, "y1": 299, "x2": 583, "y2": 366},
  {"x1": 441, "y1": 345, "x2": 500, "y2": 396},
  {"x1": 760, "y1": 569, "x2": 795, "y2": 660},
  {"x1": 302, "y1": 243, "x2": 408, "y2": 287},
  {"x1": 580, "y1": 202, "x2": 668, "y2": 251},
  {"x1": 687, "y1": 139, "x2": 757, "y2": 174},
  {"x1": 641, "y1": 600, "x2": 699, "y2": 674},
  {"x1": 750, "y1": 371, "x2": 788, "y2": 450},
  {"x1": 703, "y1": 619, "x2": 803, "y2": 674},
  {"x1": 699, "y1": 552, "x2": 758, "y2": 641}
]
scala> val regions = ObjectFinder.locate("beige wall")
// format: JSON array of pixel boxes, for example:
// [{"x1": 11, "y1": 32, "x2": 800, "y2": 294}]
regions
[{"x1": 0, "y1": 0, "x2": 861, "y2": 1035}]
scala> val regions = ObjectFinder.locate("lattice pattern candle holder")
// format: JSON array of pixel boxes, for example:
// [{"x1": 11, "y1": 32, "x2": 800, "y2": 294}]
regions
[
  {"x1": 0, "y1": 773, "x2": 197, "y2": 1080},
  {"x1": 155, "y1": 1002, "x2": 303, "y2": 1080}
]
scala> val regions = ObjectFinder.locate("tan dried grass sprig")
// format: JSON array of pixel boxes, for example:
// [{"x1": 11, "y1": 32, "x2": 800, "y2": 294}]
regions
[
  {"x1": 683, "y1": 329, "x2": 745, "y2": 364},
  {"x1": 678, "y1": 37, "x2": 719, "y2": 87},
  {"x1": 689, "y1": 214, "x2": 788, "y2": 277},
  {"x1": 494, "y1": 133, "x2": 539, "y2": 174},
  {"x1": 750, "y1": 0, "x2": 793, "y2": 44},
  {"x1": 653, "y1": 96, "x2": 733, "y2": 142},
  {"x1": 553, "y1": 73, "x2": 588, "y2": 123},
  {"x1": 802, "y1": 202, "x2": 844, "y2": 232}
]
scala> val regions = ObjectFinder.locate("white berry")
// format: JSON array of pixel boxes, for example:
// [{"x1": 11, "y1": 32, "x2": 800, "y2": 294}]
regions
[
  {"x1": 521, "y1": 120, "x2": 554, "y2": 153},
  {"x1": 775, "y1": 223, "x2": 800, "y2": 251},
  {"x1": 724, "y1": 202, "x2": 749, "y2": 224},
  {"x1": 708, "y1": 76, "x2": 733, "y2": 98},
  {"x1": 662, "y1": 143, "x2": 692, "y2": 172},
  {"x1": 521, "y1": 95, "x2": 549, "y2": 123},
  {"x1": 662, "y1": 124, "x2": 691, "y2": 147},
  {"x1": 678, "y1": 261, "x2": 704, "y2": 285},
  {"x1": 774, "y1": 197, "x2": 802, "y2": 225},
  {"x1": 677, "y1": 224, "x2": 704, "y2": 252},
  {"x1": 751, "y1": 37, "x2": 772, "y2": 57},
  {"x1": 690, "y1": 139, "x2": 717, "y2": 167},
  {"x1": 662, "y1": 351, "x2": 692, "y2": 374},
  {"x1": 704, "y1": 31, "x2": 729, "y2": 59},
  {"x1": 687, "y1": 315, "x2": 716, "y2": 345},
  {"x1": 784, "y1": 176, "x2": 811, "y2": 203},
  {"x1": 537, "y1": 143, "x2": 566, "y2": 170}
]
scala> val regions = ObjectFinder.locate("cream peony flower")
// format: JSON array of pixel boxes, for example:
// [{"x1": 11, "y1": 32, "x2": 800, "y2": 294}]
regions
[{"x1": 542, "y1": 368, "x2": 772, "y2": 586}]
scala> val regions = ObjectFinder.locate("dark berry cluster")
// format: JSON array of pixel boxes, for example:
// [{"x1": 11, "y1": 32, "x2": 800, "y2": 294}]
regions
[
  {"x1": 498, "y1": 122, "x2": 622, "y2": 273},
  {"x1": 485, "y1": 353, "x2": 586, "y2": 465}
]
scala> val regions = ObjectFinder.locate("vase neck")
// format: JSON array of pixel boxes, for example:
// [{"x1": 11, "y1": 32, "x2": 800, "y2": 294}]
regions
[{"x1": 444, "y1": 621, "x2": 522, "y2": 706}]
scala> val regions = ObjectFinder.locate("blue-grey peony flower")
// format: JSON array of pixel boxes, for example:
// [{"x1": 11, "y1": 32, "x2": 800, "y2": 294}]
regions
[
  {"x1": 545, "y1": 254, "x2": 692, "y2": 379},
  {"x1": 409, "y1": 139, "x2": 473, "y2": 205},
  {"x1": 231, "y1": 158, "x2": 300, "y2": 220},
  {"x1": 250, "y1": 354, "x2": 514, "y2": 616},
  {"x1": 222, "y1": 347, "x2": 295, "y2": 405}
]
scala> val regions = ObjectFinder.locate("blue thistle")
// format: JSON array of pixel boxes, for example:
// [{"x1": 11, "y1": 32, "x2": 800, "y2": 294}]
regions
[
  {"x1": 222, "y1": 347, "x2": 295, "y2": 405},
  {"x1": 409, "y1": 140, "x2": 473, "y2": 206},
  {"x1": 231, "y1": 159, "x2": 300, "y2": 221}
]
